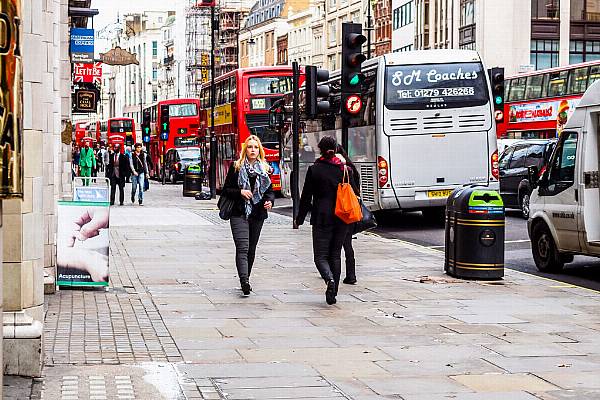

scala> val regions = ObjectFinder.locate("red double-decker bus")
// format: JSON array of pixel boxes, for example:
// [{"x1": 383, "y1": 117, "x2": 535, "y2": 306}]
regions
[
  {"x1": 199, "y1": 66, "x2": 297, "y2": 192},
  {"x1": 143, "y1": 98, "x2": 201, "y2": 180},
  {"x1": 96, "y1": 117, "x2": 136, "y2": 152},
  {"x1": 497, "y1": 61, "x2": 600, "y2": 141},
  {"x1": 74, "y1": 122, "x2": 97, "y2": 147}
]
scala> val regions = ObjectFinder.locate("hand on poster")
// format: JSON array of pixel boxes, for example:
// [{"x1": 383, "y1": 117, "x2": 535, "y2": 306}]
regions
[{"x1": 58, "y1": 207, "x2": 110, "y2": 283}]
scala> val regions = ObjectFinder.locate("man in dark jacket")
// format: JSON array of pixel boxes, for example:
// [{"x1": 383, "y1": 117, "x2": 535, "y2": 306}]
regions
[{"x1": 106, "y1": 143, "x2": 128, "y2": 206}]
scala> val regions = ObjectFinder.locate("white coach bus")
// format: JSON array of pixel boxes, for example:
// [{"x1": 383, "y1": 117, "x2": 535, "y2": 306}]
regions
[{"x1": 279, "y1": 50, "x2": 499, "y2": 218}]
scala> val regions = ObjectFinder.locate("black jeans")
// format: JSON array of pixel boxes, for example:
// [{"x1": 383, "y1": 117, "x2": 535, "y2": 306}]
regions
[
  {"x1": 312, "y1": 222, "x2": 350, "y2": 290},
  {"x1": 343, "y1": 231, "x2": 356, "y2": 279},
  {"x1": 110, "y1": 176, "x2": 125, "y2": 205},
  {"x1": 230, "y1": 216, "x2": 265, "y2": 280}
]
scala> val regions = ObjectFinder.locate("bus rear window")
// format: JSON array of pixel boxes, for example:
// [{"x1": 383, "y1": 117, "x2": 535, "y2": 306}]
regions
[
  {"x1": 384, "y1": 62, "x2": 489, "y2": 110},
  {"x1": 249, "y1": 77, "x2": 292, "y2": 95},
  {"x1": 109, "y1": 120, "x2": 133, "y2": 132},
  {"x1": 168, "y1": 103, "x2": 198, "y2": 117}
]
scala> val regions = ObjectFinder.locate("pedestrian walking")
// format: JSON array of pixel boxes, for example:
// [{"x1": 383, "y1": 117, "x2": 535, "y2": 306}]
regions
[
  {"x1": 296, "y1": 136, "x2": 359, "y2": 305},
  {"x1": 222, "y1": 135, "x2": 274, "y2": 296},
  {"x1": 97, "y1": 145, "x2": 105, "y2": 173},
  {"x1": 72, "y1": 145, "x2": 80, "y2": 181},
  {"x1": 124, "y1": 146, "x2": 132, "y2": 183},
  {"x1": 106, "y1": 144, "x2": 128, "y2": 206},
  {"x1": 129, "y1": 143, "x2": 148, "y2": 205},
  {"x1": 79, "y1": 142, "x2": 96, "y2": 186},
  {"x1": 336, "y1": 144, "x2": 361, "y2": 285}
]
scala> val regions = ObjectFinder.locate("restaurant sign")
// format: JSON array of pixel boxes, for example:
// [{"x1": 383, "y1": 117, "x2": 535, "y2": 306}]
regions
[
  {"x1": 99, "y1": 46, "x2": 138, "y2": 66},
  {"x1": 73, "y1": 89, "x2": 98, "y2": 113}
]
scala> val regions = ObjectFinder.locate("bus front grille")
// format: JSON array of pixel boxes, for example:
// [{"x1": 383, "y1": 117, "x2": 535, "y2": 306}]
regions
[
  {"x1": 389, "y1": 117, "x2": 418, "y2": 132},
  {"x1": 458, "y1": 114, "x2": 486, "y2": 128},
  {"x1": 360, "y1": 164, "x2": 375, "y2": 204},
  {"x1": 246, "y1": 114, "x2": 270, "y2": 128}
]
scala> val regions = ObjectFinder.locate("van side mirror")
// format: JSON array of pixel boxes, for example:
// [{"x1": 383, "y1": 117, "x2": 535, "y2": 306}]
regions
[{"x1": 528, "y1": 165, "x2": 539, "y2": 187}]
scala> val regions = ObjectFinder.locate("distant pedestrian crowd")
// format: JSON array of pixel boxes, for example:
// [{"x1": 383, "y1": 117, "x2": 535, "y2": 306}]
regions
[{"x1": 71, "y1": 141, "x2": 153, "y2": 206}]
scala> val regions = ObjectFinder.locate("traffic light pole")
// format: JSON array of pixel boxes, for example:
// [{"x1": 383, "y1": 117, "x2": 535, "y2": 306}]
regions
[
  {"x1": 292, "y1": 61, "x2": 300, "y2": 229},
  {"x1": 162, "y1": 141, "x2": 166, "y2": 185},
  {"x1": 209, "y1": 5, "x2": 217, "y2": 199}
]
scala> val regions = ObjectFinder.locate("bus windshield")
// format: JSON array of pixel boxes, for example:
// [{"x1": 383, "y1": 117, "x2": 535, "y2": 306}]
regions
[
  {"x1": 178, "y1": 148, "x2": 201, "y2": 160},
  {"x1": 168, "y1": 103, "x2": 198, "y2": 117},
  {"x1": 385, "y1": 62, "x2": 489, "y2": 110},
  {"x1": 109, "y1": 119, "x2": 133, "y2": 132},
  {"x1": 249, "y1": 77, "x2": 292, "y2": 95},
  {"x1": 249, "y1": 125, "x2": 279, "y2": 149}
]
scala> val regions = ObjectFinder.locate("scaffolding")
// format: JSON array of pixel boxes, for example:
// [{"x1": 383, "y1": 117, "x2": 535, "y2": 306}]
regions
[
  {"x1": 185, "y1": 2, "x2": 212, "y2": 98},
  {"x1": 185, "y1": 0, "x2": 250, "y2": 96}
]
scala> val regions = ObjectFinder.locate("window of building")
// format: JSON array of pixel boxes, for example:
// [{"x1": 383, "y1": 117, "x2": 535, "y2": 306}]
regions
[
  {"x1": 531, "y1": 0, "x2": 559, "y2": 19},
  {"x1": 329, "y1": 0, "x2": 336, "y2": 10},
  {"x1": 400, "y1": 1, "x2": 413, "y2": 27},
  {"x1": 351, "y1": 10, "x2": 361, "y2": 23},
  {"x1": 158, "y1": 16, "x2": 163, "y2": 23},
  {"x1": 152, "y1": 67, "x2": 158, "y2": 80},
  {"x1": 460, "y1": 0, "x2": 474, "y2": 26},
  {"x1": 328, "y1": 54, "x2": 337, "y2": 70},
  {"x1": 530, "y1": 39, "x2": 559, "y2": 70},
  {"x1": 569, "y1": 40, "x2": 600, "y2": 64},
  {"x1": 328, "y1": 20, "x2": 336, "y2": 45},
  {"x1": 571, "y1": 0, "x2": 600, "y2": 21},
  {"x1": 152, "y1": 41, "x2": 158, "y2": 57}
]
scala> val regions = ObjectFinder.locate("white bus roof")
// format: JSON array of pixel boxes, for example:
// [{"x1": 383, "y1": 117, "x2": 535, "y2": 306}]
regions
[{"x1": 383, "y1": 49, "x2": 482, "y2": 66}]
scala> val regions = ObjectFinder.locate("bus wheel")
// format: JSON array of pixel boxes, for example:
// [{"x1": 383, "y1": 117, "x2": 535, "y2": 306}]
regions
[{"x1": 531, "y1": 222, "x2": 564, "y2": 273}]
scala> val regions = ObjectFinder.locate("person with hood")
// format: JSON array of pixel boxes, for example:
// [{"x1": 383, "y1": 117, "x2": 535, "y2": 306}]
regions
[{"x1": 296, "y1": 136, "x2": 359, "y2": 305}]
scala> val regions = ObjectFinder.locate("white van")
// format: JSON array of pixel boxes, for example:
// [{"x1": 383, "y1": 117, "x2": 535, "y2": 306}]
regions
[{"x1": 528, "y1": 80, "x2": 600, "y2": 272}]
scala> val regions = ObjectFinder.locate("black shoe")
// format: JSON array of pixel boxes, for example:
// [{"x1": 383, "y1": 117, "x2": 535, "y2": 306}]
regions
[
  {"x1": 139, "y1": 199, "x2": 143, "y2": 205},
  {"x1": 325, "y1": 280, "x2": 336, "y2": 305},
  {"x1": 343, "y1": 277, "x2": 357, "y2": 285},
  {"x1": 241, "y1": 279, "x2": 251, "y2": 296},
  {"x1": 119, "y1": 203, "x2": 124, "y2": 206},
  {"x1": 131, "y1": 194, "x2": 135, "y2": 203}
]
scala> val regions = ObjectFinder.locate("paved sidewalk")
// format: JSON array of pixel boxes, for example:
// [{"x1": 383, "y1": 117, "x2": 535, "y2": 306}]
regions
[{"x1": 20, "y1": 184, "x2": 600, "y2": 399}]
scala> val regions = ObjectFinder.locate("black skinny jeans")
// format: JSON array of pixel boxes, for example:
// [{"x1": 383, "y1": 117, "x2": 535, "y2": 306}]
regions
[
  {"x1": 343, "y1": 231, "x2": 356, "y2": 279},
  {"x1": 312, "y1": 222, "x2": 350, "y2": 291},
  {"x1": 110, "y1": 177, "x2": 125, "y2": 205},
  {"x1": 230, "y1": 216, "x2": 265, "y2": 280}
]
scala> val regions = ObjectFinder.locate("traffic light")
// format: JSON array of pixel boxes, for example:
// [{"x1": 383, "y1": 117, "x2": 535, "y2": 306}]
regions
[
  {"x1": 341, "y1": 23, "x2": 366, "y2": 121},
  {"x1": 142, "y1": 109, "x2": 151, "y2": 143},
  {"x1": 305, "y1": 65, "x2": 330, "y2": 118},
  {"x1": 160, "y1": 104, "x2": 169, "y2": 141},
  {"x1": 489, "y1": 67, "x2": 505, "y2": 123}
]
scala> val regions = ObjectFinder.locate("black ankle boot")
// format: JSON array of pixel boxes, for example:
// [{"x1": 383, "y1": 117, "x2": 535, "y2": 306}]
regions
[
  {"x1": 241, "y1": 278, "x2": 251, "y2": 296},
  {"x1": 325, "y1": 280, "x2": 336, "y2": 305}
]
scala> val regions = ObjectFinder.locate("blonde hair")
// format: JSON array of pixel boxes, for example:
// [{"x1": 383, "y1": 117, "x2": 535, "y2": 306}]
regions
[{"x1": 234, "y1": 135, "x2": 270, "y2": 171}]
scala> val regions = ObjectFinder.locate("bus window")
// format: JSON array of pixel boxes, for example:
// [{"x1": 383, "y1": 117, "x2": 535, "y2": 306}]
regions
[
  {"x1": 567, "y1": 67, "x2": 589, "y2": 94},
  {"x1": 525, "y1": 75, "x2": 544, "y2": 99},
  {"x1": 216, "y1": 82, "x2": 222, "y2": 105},
  {"x1": 168, "y1": 103, "x2": 198, "y2": 117},
  {"x1": 248, "y1": 76, "x2": 293, "y2": 95},
  {"x1": 547, "y1": 71, "x2": 568, "y2": 97},
  {"x1": 588, "y1": 65, "x2": 600, "y2": 87},
  {"x1": 508, "y1": 77, "x2": 526, "y2": 101},
  {"x1": 230, "y1": 77, "x2": 237, "y2": 102}
]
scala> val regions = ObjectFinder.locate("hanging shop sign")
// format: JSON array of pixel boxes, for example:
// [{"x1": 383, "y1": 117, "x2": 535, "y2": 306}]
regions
[
  {"x1": 73, "y1": 89, "x2": 98, "y2": 113},
  {"x1": 0, "y1": 0, "x2": 23, "y2": 198},
  {"x1": 99, "y1": 46, "x2": 139, "y2": 66},
  {"x1": 70, "y1": 28, "x2": 94, "y2": 63},
  {"x1": 73, "y1": 62, "x2": 102, "y2": 84}
]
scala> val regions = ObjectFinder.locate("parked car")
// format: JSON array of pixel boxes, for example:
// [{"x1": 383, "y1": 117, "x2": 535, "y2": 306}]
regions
[
  {"x1": 164, "y1": 147, "x2": 203, "y2": 184},
  {"x1": 498, "y1": 139, "x2": 556, "y2": 218}
]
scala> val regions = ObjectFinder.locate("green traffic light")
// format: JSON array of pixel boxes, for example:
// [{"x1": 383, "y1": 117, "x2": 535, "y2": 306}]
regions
[
  {"x1": 495, "y1": 95, "x2": 503, "y2": 105},
  {"x1": 349, "y1": 74, "x2": 361, "y2": 86},
  {"x1": 163, "y1": 123, "x2": 168, "y2": 129}
]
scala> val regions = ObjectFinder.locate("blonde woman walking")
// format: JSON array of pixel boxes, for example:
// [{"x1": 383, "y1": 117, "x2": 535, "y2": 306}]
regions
[{"x1": 222, "y1": 135, "x2": 275, "y2": 295}]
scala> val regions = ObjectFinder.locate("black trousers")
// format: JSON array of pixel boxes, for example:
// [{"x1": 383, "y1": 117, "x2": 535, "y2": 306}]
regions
[
  {"x1": 110, "y1": 176, "x2": 125, "y2": 205},
  {"x1": 230, "y1": 216, "x2": 265, "y2": 280},
  {"x1": 343, "y1": 231, "x2": 356, "y2": 279},
  {"x1": 312, "y1": 222, "x2": 350, "y2": 290}
]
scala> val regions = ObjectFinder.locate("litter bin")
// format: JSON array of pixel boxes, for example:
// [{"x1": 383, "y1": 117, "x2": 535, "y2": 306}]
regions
[
  {"x1": 183, "y1": 164, "x2": 203, "y2": 197},
  {"x1": 445, "y1": 186, "x2": 505, "y2": 279}
]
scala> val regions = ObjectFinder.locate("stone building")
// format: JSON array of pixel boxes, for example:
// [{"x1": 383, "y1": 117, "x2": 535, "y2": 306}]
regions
[
  {"x1": 374, "y1": 0, "x2": 393, "y2": 55},
  {"x1": 2, "y1": 0, "x2": 72, "y2": 383}
]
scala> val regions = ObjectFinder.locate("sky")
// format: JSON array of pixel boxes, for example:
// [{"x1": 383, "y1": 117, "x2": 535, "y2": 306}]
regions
[{"x1": 92, "y1": 0, "x2": 176, "y2": 53}]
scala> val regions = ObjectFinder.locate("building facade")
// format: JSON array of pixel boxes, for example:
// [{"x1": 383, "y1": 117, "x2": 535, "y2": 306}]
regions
[
  {"x1": 391, "y1": 0, "x2": 415, "y2": 52},
  {"x1": 287, "y1": 8, "x2": 312, "y2": 65},
  {"x1": 159, "y1": 15, "x2": 179, "y2": 100},
  {"x1": 239, "y1": 0, "x2": 288, "y2": 67},
  {"x1": 375, "y1": 0, "x2": 392, "y2": 55},
  {"x1": 323, "y1": 0, "x2": 363, "y2": 70},
  {"x1": 2, "y1": 0, "x2": 72, "y2": 381}
]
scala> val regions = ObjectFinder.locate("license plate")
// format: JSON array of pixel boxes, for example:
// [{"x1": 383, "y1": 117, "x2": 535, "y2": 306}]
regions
[{"x1": 427, "y1": 189, "x2": 453, "y2": 198}]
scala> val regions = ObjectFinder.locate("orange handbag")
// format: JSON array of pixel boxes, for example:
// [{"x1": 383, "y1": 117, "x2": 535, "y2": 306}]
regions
[{"x1": 335, "y1": 167, "x2": 363, "y2": 224}]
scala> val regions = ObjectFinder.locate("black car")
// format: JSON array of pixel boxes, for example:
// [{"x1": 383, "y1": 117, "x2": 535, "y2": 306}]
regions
[
  {"x1": 164, "y1": 147, "x2": 203, "y2": 184},
  {"x1": 499, "y1": 139, "x2": 556, "y2": 218}
]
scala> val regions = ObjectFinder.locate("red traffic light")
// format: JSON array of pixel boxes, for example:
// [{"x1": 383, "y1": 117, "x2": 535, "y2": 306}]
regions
[{"x1": 346, "y1": 33, "x2": 367, "y2": 48}]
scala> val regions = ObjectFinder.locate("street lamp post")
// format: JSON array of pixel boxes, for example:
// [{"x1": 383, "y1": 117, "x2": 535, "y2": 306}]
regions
[{"x1": 209, "y1": 5, "x2": 217, "y2": 199}]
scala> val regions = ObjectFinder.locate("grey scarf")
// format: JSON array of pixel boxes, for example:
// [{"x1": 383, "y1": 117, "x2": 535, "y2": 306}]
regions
[{"x1": 238, "y1": 159, "x2": 271, "y2": 217}]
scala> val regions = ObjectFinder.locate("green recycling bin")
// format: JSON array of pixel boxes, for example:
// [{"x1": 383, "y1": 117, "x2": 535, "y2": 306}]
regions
[
  {"x1": 183, "y1": 164, "x2": 203, "y2": 197},
  {"x1": 445, "y1": 187, "x2": 505, "y2": 279}
]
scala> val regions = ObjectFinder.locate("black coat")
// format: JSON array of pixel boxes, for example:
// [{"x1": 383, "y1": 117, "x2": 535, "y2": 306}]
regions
[
  {"x1": 222, "y1": 163, "x2": 275, "y2": 220},
  {"x1": 297, "y1": 159, "x2": 359, "y2": 226},
  {"x1": 106, "y1": 152, "x2": 129, "y2": 182}
]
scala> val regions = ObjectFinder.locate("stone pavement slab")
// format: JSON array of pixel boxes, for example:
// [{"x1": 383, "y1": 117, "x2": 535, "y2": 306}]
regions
[{"x1": 37, "y1": 184, "x2": 600, "y2": 399}]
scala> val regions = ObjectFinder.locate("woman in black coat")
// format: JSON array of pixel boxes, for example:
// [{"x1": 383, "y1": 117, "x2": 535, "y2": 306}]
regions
[
  {"x1": 296, "y1": 136, "x2": 359, "y2": 305},
  {"x1": 222, "y1": 135, "x2": 275, "y2": 296}
]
